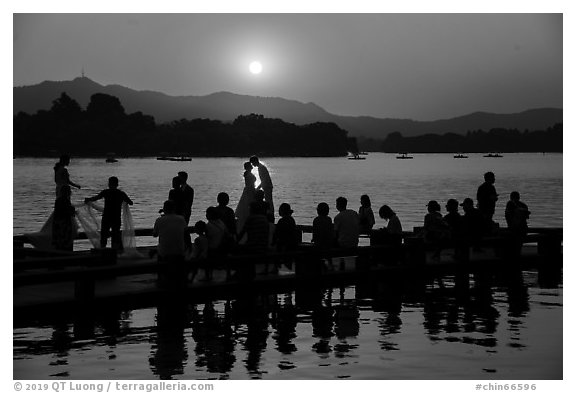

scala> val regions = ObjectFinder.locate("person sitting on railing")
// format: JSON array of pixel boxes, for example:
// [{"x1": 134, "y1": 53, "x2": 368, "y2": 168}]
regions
[
  {"x1": 424, "y1": 200, "x2": 451, "y2": 261},
  {"x1": 272, "y1": 203, "x2": 301, "y2": 271},
  {"x1": 371, "y1": 205, "x2": 403, "y2": 247},
  {"x1": 443, "y1": 199, "x2": 463, "y2": 239},
  {"x1": 460, "y1": 197, "x2": 484, "y2": 250},
  {"x1": 153, "y1": 200, "x2": 188, "y2": 287},
  {"x1": 505, "y1": 191, "x2": 531, "y2": 257},
  {"x1": 312, "y1": 202, "x2": 336, "y2": 250},
  {"x1": 206, "y1": 206, "x2": 233, "y2": 257},
  {"x1": 215, "y1": 192, "x2": 237, "y2": 242},
  {"x1": 204, "y1": 206, "x2": 233, "y2": 281},
  {"x1": 191, "y1": 221, "x2": 208, "y2": 259},
  {"x1": 154, "y1": 200, "x2": 187, "y2": 260},
  {"x1": 505, "y1": 191, "x2": 530, "y2": 236},
  {"x1": 443, "y1": 199, "x2": 466, "y2": 261},
  {"x1": 273, "y1": 203, "x2": 301, "y2": 252},
  {"x1": 358, "y1": 194, "x2": 376, "y2": 235},
  {"x1": 189, "y1": 220, "x2": 208, "y2": 282},
  {"x1": 237, "y1": 201, "x2": 270, "y2": 254},
  {"x1": 334, "y1": 197, "x2": 360, "y2": 248}
]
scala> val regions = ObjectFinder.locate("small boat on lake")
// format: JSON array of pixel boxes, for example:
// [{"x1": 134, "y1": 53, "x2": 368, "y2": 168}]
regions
[
  {"x1": 348, "y1": 152, "x2": 366, "y2": 160},
  {"x1": 484, "y1": 153, "x2": 503, "y2": 158},
  {"x1": 105, "y1": 153, "x2": 118, "y2": 163},
  {"x1": 396, "y1": 152, "x2": 413, "y2": 159},
  {"x1": 454, "y1": 153, "x2": 468, "y2": 158},
  {"x1": 156, "y1": 153, "x2": 192, "y2": 162}
]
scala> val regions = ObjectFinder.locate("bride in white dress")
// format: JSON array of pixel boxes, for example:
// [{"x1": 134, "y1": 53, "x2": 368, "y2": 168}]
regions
[{"x1": 235, "y1": 161, "x2": 257, "y2": 233}]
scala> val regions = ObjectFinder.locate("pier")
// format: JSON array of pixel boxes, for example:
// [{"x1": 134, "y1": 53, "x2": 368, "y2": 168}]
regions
[{"x1": 13, "y1": 225, "x2": 562, "y2": 319}]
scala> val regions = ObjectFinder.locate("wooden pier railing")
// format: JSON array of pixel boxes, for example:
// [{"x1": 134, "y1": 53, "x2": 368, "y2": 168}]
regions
[
  {"x1": 13, "y1": 225, "x2": 562, "y2": 307},
  {"x1": 13, "y1": 224, "x2": 562, "y2": 247}
]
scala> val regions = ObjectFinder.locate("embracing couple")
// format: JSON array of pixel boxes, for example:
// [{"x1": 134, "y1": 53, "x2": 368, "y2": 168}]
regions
[{"x1": 235, "y1": 156, "x2": 274, "y2": 232}]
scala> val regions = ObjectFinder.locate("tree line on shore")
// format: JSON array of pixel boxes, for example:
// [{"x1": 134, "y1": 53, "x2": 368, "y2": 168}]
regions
[
  {"x1": 380, "y1": 125, "x2": 562, "y2": 153},
  {"x1": 13, "y1": 92, "x2": 562, "y2": 156},
  {"x1": 13, "y1": 93, "x2": 353, "y2": 157}
]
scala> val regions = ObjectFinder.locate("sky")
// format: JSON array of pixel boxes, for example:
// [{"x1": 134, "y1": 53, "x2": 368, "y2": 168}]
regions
[{"x1": 13, "y1": 13, "x2": 562, "y2": 121}]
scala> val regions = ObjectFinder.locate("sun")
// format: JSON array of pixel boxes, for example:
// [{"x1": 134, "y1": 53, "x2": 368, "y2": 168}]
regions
[{"x1": 249, "y1": 61, "x2": 263, "y2": 75}]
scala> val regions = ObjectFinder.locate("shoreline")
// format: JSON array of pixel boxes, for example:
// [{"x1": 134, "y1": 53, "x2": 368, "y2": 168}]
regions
[{"x1": 12, "y1": 151, "x2": 564, "y2": 159}]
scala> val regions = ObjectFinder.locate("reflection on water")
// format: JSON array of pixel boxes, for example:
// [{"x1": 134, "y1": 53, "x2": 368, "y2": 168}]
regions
[
  {"x1": 150, "y1": 299, "x2": 189, "y2": 379},
  {"x1": 14, "y1": 267, "x2": 562, "y2": 380}
]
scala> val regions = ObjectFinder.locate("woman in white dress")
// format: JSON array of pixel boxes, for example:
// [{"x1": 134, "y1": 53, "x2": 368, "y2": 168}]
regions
[
  {"x1": 235, "y1": 161, "x2": 257, "y2": 233},
  {"x1": 54, "y1": 155, "x2": 81, "y2": 197}
]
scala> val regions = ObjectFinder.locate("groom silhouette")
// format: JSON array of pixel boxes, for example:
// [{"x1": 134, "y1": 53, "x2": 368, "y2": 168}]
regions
[{"x1": 250, "y1": 156, "x2": 274, "y2": 219}]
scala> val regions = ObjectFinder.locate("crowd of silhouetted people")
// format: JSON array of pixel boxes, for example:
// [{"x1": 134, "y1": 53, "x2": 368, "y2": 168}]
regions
[{"x1": 50, "y1": 154, "x2": 531, "y2": 280}]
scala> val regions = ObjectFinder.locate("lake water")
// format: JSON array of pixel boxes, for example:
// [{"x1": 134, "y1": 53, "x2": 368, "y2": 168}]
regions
[
  {"x1": 12, "y1": 153, "x2": 563, "y2": 380},
  {"x1": 13, "y1": 153, "x2": 563, "y2": 236},
  {"x1": 13, "y1": 271, "x2": 563, "y2": 380}
]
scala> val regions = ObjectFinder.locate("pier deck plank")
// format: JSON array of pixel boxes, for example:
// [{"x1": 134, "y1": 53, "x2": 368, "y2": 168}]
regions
[{"x1": 13, "y1": 244, "x2": 553, "y2": 314}]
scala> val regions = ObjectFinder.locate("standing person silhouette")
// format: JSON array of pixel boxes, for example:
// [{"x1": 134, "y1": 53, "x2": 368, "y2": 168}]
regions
[
  {"x1": 85, "y1": 176, "x2": 133, "y2": 251},
  {"x1": 178, "y1": 171, "x2": 194, "y2": 225},
  {"x1": 54, "y1": 154, "x2": 81, "y2": 198},
  {"x1": 52, "y1": 185, "x2": 76, "y2": 251},
  {"x1": 178, "y1": 171, "x2": 194, "y2": 250},
  {"x1": 358, "y1": 194, "x2": 376, "y2": 234},
  {"x1": 250, "y1": 156, "x2": 274, "y2": 219},
  {"x1": 153, "y1": 200, "x2": 188, "y2": 288},
  {"x1": 477, "y1": 171, "x2": 498, "y2": 229},
  {"x1": 153, "y1": 200, "x2": 188, "y2": 262},
  {"x1": 505, "y1": 191, "x2": 531, "y2": 257},
  {"x1": 168, "y1": 176, "x2": 185, "y2": 217},
  {"x1": 505, "y1": 191, "x2": 531, "y2": 236},
  {"x1": 235, "y1": 161, "x2": 257, "y2": 233}
]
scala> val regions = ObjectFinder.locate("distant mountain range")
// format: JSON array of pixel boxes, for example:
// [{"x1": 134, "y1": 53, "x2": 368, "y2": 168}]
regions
[{"x1": 14, "y1": 77, "x2": 563, "y2": 140}]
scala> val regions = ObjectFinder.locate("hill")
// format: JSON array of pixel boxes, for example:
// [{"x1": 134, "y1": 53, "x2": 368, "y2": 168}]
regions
[
  {"x1": 14, "y1": 77, "x2": 563, "y2": 143},
  {"x1": 13, "y1": 92, "x2": 353, "y2": 157}
]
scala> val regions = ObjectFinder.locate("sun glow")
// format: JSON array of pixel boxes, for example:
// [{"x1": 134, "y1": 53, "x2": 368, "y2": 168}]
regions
[{"x1": 249, "y1": 61, "x2": 263, "y2": 74}]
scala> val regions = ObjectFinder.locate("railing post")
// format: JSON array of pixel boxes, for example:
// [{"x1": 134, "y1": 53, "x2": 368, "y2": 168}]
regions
[
  {"x1": 13, "y1": 240, "x2": 25, "y2": 260},
  {"x1": 236, "y1": 257, "x2": 256, "y2": 283},
  {"x1": 404, "y1": 237, "x2": 426, "y2": 266},
  {"x1": 74, "y1": 274, "x2": 95, "y2": 303},
  {"x1": 355, "y1": 251, "x2": 372, "y2": 271},
  {"x1": 537, "y1": 234, "x2": 562, "y2": 270},
  {"x1": 454, "y1": 243, "x2": 470, "y2": 263},
  {"x1": 295, "y1": 253, "x2": 323, "y2": 278},
  {"x1": 537, "y1": 234, "x2": 562, "y2": 257},
  {"x1": 73, "y1": 249, "x2": 117, "y2": 301},
  {"x1": 90, "y1": 248, "x2": 117, "y2": 266}
]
